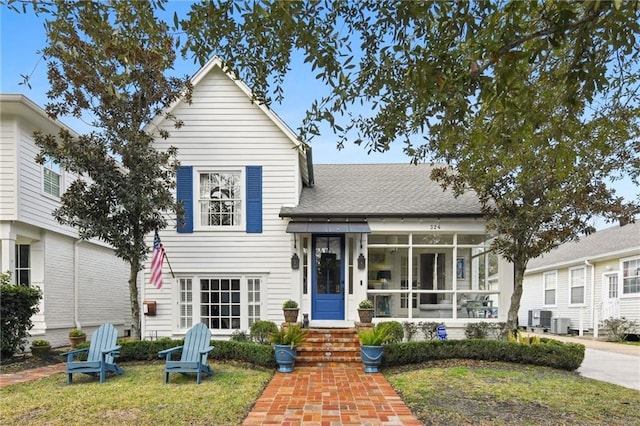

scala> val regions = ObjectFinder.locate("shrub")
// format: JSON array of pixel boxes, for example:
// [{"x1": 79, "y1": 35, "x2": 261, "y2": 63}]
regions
[
  {"x1": 488, "y1": 322, "x2": 509, "y2": 340},
  {"x1": 209, "y1": 340, "x2": 276, "y2": 368},
  {"x1": 381, "y1": 338, "x2": 585, "y2": 371},
  {"x1": 377, "y1": 321, "x2": 404, "y2": 343},
  {"x1": 419, "y1": 321, "x2": 442, "y2": 340},
  {"x1": 603, "y1": 317, "x2": 639, "y2": 342},
  {"x1": 269, "y1": 324, "x2": 307, "y2": 348},
  {"x1": 31, "y1": 339, "x2": 50, "y2": 346},
  {"x1": 464, "y1": 322, "x2": 490, "y2": 339},
  {"x1": 359, "y1": 326, "x2": 392, "y2": 346},
  {"x1": 69, "y1": 328, "x2": 86, "y2": 338},
  {"x1": 1, "y1": 277, "x2": 42, "y2": 358},
  {"x1": 282, "y1": 300, "x2": 298, "y2": 309},
  {"x1": 358, "y1": 299, "x2": 374, "y2": 309},
  {"x1": 250, "y1": 320, "x2": 278, "y2": 344},
  {"x1": 230, "y1": 330, "x2": 250, "y2": 342},
  {"x1": 402, "y1": 321, "x2": 418, "y2": 342}
]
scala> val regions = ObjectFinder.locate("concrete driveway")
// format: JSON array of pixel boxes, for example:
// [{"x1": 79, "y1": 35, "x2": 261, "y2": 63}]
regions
[{"x1": 527, "y1": 333, "x2": 640, "y2": 391}]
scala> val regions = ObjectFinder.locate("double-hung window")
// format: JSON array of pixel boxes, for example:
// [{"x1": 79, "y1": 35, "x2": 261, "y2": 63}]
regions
[
  {"x1": 569, "y1": 266, "x2": 585, "y2": 305},
  {"x1": 543, "y1": 271, "x2": 557, "y2": 306},
  {"x1": 198, "y1": 170, "x2": 242, "y2": 228},
  {"x1": 622, "y1": 257, "x2": 640, "y2": 295},
  {"x1": 43, "y1": 158, "x2": 61, "y2": 197}
]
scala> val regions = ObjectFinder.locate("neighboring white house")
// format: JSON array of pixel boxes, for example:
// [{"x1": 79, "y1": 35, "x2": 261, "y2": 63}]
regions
[
  {"x1": 519, "y1": 221, "x2": 640, "y2": 335},
  {"x1": 0, "y1": 94, "x2": 130, "y2": 347},
  {"x1": 141, "y1": 58, "x2": 514, "y2": 340}
]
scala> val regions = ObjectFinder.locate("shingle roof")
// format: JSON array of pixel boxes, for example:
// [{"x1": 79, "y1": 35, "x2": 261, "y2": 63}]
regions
[
  {"x1": 279, "y1": 163, "x2": 483, "y2": 219},
  {"x1": 527, "y1": 221, "x2": 640, "y2": 271}
]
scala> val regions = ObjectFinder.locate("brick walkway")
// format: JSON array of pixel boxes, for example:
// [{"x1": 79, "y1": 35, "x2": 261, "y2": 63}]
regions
[
  {"x1": 0, "y1": 363, "x2": 65, "y2": 387},
  {"x1": 242, "y1": 366, "x2": 422, "y2": 426}
]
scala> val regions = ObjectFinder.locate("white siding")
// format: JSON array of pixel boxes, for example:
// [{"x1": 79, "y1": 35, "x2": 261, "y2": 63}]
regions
[
  {"x1": 0, "y1": 116, "x2": 18, "y2": 219},
  {"x1": 145, "y1": 67, "x2": 300, "y2": 338},
  {"x1": 522, "y1": 257, "x2": 640, "y2": 332}
]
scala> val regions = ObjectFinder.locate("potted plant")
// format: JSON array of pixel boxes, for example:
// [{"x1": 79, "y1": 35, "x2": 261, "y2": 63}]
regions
[
  {"x1": 358, "y1": 323, "x2": 392, "y2": 373},
  {"x1": 68, "y1": 328, "x2": 86, "y2": 348},
  {"x1": 282, "y1": 299, "x2": 299, "y2": 323},
  {"x1": 357, "y1": 299, "x2": 375, "y2": 324},
  {"x1": 30, "y1": 339, "x2": 52, "y2": 358},
  {"x1": 269, "y1": 324, "x2": 308, "y2": 372}
]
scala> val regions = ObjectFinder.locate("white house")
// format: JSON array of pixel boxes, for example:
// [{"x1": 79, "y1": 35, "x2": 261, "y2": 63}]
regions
[
  {"x1": 519, "y1": 221, "x2": 640, "y2": 335},
  {"x1": 141, "y1": 58, "x2": 514, "y2": 340},
  {"x1": 0, "y1": 94, "x2": 130, "y2": 347}
]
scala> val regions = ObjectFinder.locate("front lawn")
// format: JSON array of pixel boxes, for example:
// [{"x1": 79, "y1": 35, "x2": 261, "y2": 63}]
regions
[{"x1": 0, "y1": 361, "x2": 272, "y2": 425}]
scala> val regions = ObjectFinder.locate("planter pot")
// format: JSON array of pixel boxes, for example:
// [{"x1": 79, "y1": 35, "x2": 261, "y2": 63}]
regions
[
  {"x1": 357, "y1": 308, "x2": 374, "y2": 324},
  {"x1": 31, "y1": 345, "x2": 52, "y2": 359},
  {"x1": 69, "y1": 335, "x2": 86, "y2": 348},
  {"x1": 360, "y1": 345, "x2": 384, "y2": 373},
  {"x1": 273, "y1": 344, "x2": 297, "y2": 373},
  {"x1": 283, "y1": 308, "x2": 299, "y2": 323}
]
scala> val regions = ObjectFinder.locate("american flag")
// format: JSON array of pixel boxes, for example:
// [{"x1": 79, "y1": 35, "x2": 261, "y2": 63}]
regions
[{"x1": 150, "y1": 230, "x2": 165, "y2": 289}]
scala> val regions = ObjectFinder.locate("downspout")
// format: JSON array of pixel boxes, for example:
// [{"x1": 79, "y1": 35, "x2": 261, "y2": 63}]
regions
[
  {"x1": 585, "y1": 259, "x2": 595, "y2": 338},
  {"x1": 74, "y1": 239, "x2": 82, "y2": 329}
]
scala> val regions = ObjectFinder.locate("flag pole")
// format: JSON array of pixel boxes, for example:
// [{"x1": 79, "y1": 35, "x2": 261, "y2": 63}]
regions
[{"x1": 162, "y1": 249, "x2": 175, "y2": 279}]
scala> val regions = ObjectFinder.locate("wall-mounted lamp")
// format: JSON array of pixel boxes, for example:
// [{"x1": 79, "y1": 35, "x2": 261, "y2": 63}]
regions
[
  {"x1": 357, "y1": 253, "x2": 366, "y2": 269},
  {"x1": 291, "y1": 253, "x2": 300, "y2": 269}
]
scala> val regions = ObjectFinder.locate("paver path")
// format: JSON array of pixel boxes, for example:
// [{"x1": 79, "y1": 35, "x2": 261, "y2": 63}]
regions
[{"x1": 242, "y1": 366, "x2": 422, "y2": 426}]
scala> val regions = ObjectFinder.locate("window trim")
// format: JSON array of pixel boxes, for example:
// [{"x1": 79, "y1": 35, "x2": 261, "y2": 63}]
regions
[
  {"x1": 568, "y1": 266, "x2": 586, "y2": 307},
  {"x1": 542, "y1": 270, "x2": 557, "y2": 307},
  {"x1": 173, "y1": 274, "x2": 265, "y2": 335},
  {"x1": 620, "y1": 256, "x2": 640, "y2": 297},
  {"x1": 195, "y1": 168, "x2": 244, "y2": 231}
]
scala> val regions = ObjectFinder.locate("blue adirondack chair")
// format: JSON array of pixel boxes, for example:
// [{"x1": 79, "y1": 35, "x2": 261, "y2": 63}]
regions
[
  {"x1": 158, "y1": 322, "x2": 214, "y2": 384},
  {"x1": 61, "y1": 323, "x2": 124, "y2": 384}
]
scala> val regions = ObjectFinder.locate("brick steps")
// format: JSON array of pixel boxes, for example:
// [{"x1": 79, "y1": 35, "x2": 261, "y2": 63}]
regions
[{"x1": 296, "y1": 327, "x2": 362, "y2": 367}]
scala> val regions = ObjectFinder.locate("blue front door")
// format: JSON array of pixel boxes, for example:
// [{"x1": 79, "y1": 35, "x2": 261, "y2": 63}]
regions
[{"x1": 312, "y1": 235, "x2": 345, "y2": 320}]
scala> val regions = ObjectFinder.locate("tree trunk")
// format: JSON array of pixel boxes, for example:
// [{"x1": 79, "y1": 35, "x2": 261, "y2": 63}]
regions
[
  {"x1": 507, "y1": 259, "x2": 526, "y2": 336},
  {"x1": 128, "y1": 261, "x2": 141, "y2": 340}
]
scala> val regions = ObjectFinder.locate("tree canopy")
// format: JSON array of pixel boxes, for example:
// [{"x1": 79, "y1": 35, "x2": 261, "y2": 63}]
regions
[
  {"x1": 27, "y1": 0, "x2": 192, "y2": 339},
  {"x1": 179, "y1": 0, "x2": 640, "y2": 329}
]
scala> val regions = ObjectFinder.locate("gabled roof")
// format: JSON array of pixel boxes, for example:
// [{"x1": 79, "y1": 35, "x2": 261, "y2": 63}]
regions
[
  {"x1": 0, "y1": 93, "x2": 78, "y2": 137},
  {"x1": 147, "y1": 57, "x2": 313, "y2": 185},
  {"x1": 279, "y1": 163, "x2": 484, "y2": 219},
  {"x1": 526, "y1": 221, "x2": 640, "y2": 273}
]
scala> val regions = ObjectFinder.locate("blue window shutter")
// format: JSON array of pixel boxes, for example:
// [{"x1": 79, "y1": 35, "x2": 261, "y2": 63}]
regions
[
  {"x1": 176, "y1": 166, "x2": 193, "y2": 233},
  {"x1": 246, "y1": 166, "x2": 262, "y2": 233}
]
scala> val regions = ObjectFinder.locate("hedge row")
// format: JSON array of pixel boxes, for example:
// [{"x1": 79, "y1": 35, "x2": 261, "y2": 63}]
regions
[
  {"x1": 111, "y1": 336, "x2": 584, "y2": 372},
  {"x1": 115, "y1": 338, "x2": 275, "y2": 368},
  {"x1": 381, "y1": 338, "x2": 585, "y2": 371}
]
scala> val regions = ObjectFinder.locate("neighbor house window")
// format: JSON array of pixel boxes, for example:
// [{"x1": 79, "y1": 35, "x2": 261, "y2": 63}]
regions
[
  {"x1": 15, "y1": 244, "x2": 30, "y2": 286},
  {"x1": 569, "y1": 266, "x2": 585, "y2": 305},
  {"x1": 622, "y1": 257, "x2": 640, "y2": 295},
  {"x1": 543, "y1": 271, "x2": 557, "y2": 306},
  {"x1": 198, "y1": 171, "x2": 241, "y2": 228},
  {"x1": 43, "y1": 158, "x2": 61, "y2": 197},
  {"x1": 200, "y1": 277, "x2": 241, "y2": 329},
  {"x1": 178, "y1": 278, "x2": 193, "y2": 329}
]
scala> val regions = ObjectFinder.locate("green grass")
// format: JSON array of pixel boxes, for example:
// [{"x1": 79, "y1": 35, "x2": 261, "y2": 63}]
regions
[
  {"x1": 3, "y1": 359, "x2": 640, "y2": 425},
  {"x1": 0, "y1": 361, "x2": 272, "y2": 425},
  {"x1": 386, "y1": 360, "x2": 640, "y2": 425}
]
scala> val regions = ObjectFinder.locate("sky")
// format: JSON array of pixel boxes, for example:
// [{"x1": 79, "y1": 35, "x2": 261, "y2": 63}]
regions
[{"x1": 1, "y1": 2, "x2": 637, "y2": 229}]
